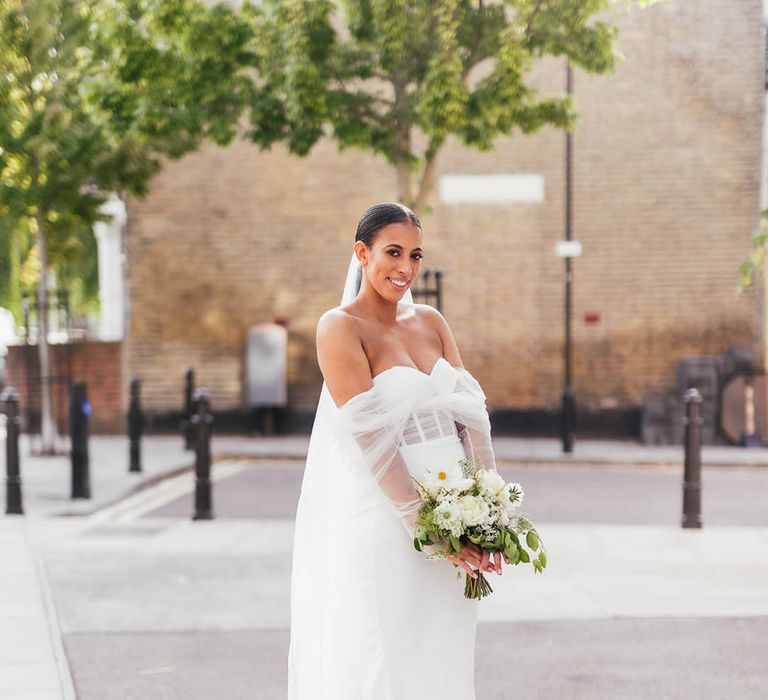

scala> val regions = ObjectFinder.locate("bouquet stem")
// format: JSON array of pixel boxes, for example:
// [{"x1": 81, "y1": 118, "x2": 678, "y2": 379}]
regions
[{"x1": 464, "y1": 571, "x2": 494, "y2": 600}]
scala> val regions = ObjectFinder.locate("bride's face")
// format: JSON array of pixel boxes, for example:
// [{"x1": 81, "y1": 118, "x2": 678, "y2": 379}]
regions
[{"x1": 355, "y1": 221, "x2": 424, "y2": 302}]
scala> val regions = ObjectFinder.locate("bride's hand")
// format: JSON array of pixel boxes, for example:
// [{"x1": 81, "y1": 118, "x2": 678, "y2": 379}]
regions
[{"x1": 448, "y1": 543, "x2": 502, "y2": 578}]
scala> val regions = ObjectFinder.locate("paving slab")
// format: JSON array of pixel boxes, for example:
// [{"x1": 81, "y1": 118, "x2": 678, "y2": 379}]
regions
[
  {"x1": 0, "y1": 517, "x2": 74, "y2": 700},
  {"x1": 37, "y1": 518, "x2": 768, "y2": 634}
]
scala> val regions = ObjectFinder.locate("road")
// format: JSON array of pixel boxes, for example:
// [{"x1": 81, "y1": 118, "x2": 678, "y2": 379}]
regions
[
  {"x1": 32, "y1": 459, "x2": 768, "y2": 699},
  {"x1": 144, "y1": 459, "x2": 768, "y2": 527}
]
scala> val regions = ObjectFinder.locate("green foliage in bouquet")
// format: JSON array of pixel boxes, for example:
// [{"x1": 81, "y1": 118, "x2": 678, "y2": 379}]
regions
[{"x1": 412, "y1": 459, "x2": 546, "y2": 600}]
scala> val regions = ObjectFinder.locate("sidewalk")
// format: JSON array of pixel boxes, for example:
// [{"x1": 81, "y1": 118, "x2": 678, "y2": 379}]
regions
[
  {"x1": 0, "y1": 517, "x2": 74, "y2": 700},
  {"x1": 2, "y1": 432, "x2": 768, "y2": 699}
]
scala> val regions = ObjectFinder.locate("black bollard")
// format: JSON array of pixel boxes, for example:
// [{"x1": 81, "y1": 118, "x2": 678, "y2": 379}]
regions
[
  {"x1": 128, "y1": 378, "x2": 143, "y2": 473},
  {"x1": 191, "y1": 388, "x2": 214, "y2": 520},
  {"x1": 70, "y1": 380, "x2": 91, "y2": 499},
  {"x1": 181, "y1": 367, "x2": 195, "y2": 451},
  {"x1": 2, "y1": 387, "x2": 24, "y2": 515},
  {"x1": 682, "y1": 388, "x2": 703, "y2": 529}
]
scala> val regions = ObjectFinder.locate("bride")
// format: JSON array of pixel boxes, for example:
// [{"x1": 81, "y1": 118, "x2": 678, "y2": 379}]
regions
[{"x1": 288, "y1": 202, "x2": 505, "y2": 700}]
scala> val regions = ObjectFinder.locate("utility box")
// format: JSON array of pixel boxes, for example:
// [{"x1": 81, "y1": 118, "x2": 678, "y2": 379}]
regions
[{"x1": 244, "y1": 324, "x2": 287, "y2": 407}]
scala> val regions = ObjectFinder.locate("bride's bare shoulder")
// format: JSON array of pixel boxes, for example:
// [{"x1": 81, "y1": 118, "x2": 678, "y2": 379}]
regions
[
  {"x1": 317, "y1": 307, "x2": 359, "y2": 343},
  {"x1": 411, "y1": 303, "x2": 463, "y2": 366},
  {"x1": 316, "y1": 307, "x2": 372, "y2": 405},
  {"x1": 411, "y1": 302, "x2": 449, "y2": 331}
]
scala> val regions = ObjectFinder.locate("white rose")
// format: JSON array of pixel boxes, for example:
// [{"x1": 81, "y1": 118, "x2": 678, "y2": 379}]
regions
[
  {"x1": 477, "y1": 469, "x2": 506, "y2": 498},
  {"x1": 457, "y1": 494, "x2": 490, "y2": 528}
]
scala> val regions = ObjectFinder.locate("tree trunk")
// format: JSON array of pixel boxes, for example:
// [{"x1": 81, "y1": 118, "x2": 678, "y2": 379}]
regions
[
  {"x1": 393, "y1": 79, "x2": 414, "y2": 208},
  {"x1": 413, "y1": 143, "x2": 443, "y2": 214},
  {"x1": 395, "y1": 154, "x2": 414, "y2": 209},
  {"x1": 35, "y1": 209, "x2": 56, "y2": 454}
]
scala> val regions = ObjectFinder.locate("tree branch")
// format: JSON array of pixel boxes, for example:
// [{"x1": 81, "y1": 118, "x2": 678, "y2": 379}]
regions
[
  {"x1": 525, "y1": 0, "x2": 546, "y2": 39},
  {"x1": 413, "y1": 136, "x2": 444, "y2": 213},
  {"x1": 392, "y1": 73, "x2": 414, "y2": 205}
]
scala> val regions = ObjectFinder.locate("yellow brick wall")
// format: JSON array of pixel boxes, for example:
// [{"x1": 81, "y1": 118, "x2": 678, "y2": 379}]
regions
[{"x1": 124, "y1": 0, "x2": 764, "y2": 416}]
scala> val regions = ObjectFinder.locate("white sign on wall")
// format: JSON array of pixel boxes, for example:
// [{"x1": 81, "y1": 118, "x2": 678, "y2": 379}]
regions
[
  {"x1": 439, "y1": 174, "x2": 545, "y2": 204},
  {"x1": 554, "y1": 240, "x2": 583, "y2": 258}
]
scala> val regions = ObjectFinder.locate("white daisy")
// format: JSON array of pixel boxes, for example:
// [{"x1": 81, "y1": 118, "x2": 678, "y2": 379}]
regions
[{"x1": 421, "y1": 460, "x2": 474, "y2": 496}]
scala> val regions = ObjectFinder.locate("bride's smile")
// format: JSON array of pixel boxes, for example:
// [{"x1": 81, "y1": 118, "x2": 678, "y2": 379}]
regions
[{"x1": 354, "y1": 218, "x2": 424, "y2": 308}]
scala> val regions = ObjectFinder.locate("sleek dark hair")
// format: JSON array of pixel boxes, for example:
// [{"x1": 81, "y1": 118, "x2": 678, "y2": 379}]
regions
[{"x1": 354, "y1": 202, "x2": 421, "y2": 246}]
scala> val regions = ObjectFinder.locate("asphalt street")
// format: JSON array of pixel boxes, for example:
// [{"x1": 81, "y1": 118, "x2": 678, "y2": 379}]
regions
[
  {"x1": 144, "y1": 459, "x2": 768, "y2": 527},
  {"x1": 32, "y1": 459, "x2": 768, "y2": 699},
  {"x1": 62, "y1": 617, "x2": 768, "y2": 700}
]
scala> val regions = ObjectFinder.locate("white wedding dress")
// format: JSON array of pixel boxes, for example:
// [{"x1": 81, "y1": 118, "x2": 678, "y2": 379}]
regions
[{"x1": 288, "y1": 350, "x2": 497, "y2": 700}]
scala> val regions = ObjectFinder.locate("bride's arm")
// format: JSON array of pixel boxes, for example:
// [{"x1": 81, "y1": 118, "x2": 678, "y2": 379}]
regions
[
  {"x1": 422, "y1": 307, "x2": 503, "y2": 573},
  {"x1": 316, "y1": 308, "x2": 498, "y2": 575},
  {"x1": 425, "y1": 306, "x2": 498, "y2": 472},
  {"x1": 316, "y1": 309, "x2": 422, "y2": 534}
]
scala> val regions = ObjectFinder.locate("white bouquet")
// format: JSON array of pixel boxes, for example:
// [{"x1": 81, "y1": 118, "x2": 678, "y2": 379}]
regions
[{"x1": 412, "y1": 459, "x2": 546, "y2": 599}]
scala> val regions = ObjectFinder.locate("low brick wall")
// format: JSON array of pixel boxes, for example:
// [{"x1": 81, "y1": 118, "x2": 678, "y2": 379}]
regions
[{"x1": 4, "y1": 341, "x2": 123, "y2": 434}]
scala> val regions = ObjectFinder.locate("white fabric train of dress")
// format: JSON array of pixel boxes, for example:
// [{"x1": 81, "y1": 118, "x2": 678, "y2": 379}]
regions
[{"x1": 288, "y1": 357, "x2": 496, "y2": 700}]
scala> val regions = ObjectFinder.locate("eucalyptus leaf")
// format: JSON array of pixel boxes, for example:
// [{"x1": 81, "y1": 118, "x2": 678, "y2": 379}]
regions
[
  {"x1": 506, "y1": 546, "x2": 520, "y2": 565},
  {"x1": 449, "y1": 534, "x2": 461, "y2": 553}
]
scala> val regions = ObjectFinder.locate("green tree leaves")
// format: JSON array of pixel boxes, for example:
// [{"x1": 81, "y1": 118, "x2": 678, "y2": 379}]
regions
[
  {"x1": 245, "y1": 0, "x2": 652, "y2": 211},
  {"x1": 0, "y1": 0, "x2": 258, "y2": 316},
  {"x1": 739, "y1": 212, "x2": 768, "y2": 289},
  {"x1": 0, "y1": 0, "x2": 266, "y2": 449}
]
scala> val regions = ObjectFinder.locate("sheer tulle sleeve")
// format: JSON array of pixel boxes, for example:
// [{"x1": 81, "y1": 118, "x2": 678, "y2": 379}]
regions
[
  {"x1": 329, "y1": 359, "x2": 497, "y2": 537},
  {"x1": 408, "y1": 361, "x2": 498, "y2": 473},
  {"x1": 452, "y1": 368, "x2": 497, "y2": 472},
  {"x1": 331, "y1": 384, "x2": 423, "y2": 535}
]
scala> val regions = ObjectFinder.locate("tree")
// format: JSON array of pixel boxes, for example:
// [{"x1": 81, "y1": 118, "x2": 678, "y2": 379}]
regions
[
  {"x1": 740, "y1": 214, "x2": 768, "y2": 289},
  {"x1": 0, "y1": 216, "x2": 31, "y2": 323},
  {"x1": 243, "y1": 0, "x2": 655, "y2": 212},
  {"x1": 0, "y1": 0, "x2": 257, "y2": 451}
]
